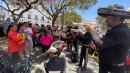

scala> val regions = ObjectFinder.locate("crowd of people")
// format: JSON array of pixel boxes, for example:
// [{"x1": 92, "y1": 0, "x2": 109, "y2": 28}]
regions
[
  {"x1": 0, "y1": 20, "x2": 98, "y2": 72},
  {"x1": 1, "y1": 4, "x2": 130, "y2": 73}
]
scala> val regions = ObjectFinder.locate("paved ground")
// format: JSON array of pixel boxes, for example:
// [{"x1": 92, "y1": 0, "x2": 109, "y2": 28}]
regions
[
  {"x1": 30, "y1": 47, "x2": 99, "y2": 73},
  {"x1": 31, "y1": 56, "x2": 99, "y2": 73},
  {"x1": 0, "y1": 40, "x2": 99, "y2": 73}
]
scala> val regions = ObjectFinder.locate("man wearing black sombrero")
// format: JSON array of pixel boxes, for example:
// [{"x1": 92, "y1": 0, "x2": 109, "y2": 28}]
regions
[{"x1": 86, "y1": 5, "x2": 130, "y2": 73}]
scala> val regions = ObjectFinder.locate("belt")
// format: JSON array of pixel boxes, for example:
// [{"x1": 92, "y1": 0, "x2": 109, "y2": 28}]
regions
[
  {"x1": 82, "y1": 44, "x2": 89, "y2": 47},
  {"x1": 112, "y1": 63, "x2": 124, "y2": 67}
]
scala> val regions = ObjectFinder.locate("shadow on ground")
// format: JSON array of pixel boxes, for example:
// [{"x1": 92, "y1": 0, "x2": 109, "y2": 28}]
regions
[
  {"x1": 31, "y1": 47, "x2": 45, "y2": 64},
  {"x1": 69, "y1": 67, "x2": 94, "y2": 73},
  {"x1": 35, "y1": 68, "x2": 44, "y2": 73}
]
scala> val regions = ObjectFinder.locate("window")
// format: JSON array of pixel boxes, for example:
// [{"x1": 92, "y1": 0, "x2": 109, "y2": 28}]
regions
[
  {"x1": 28, "y1": 14, "x2": 31, "y2": 19},
  {"x1": 47, "y1": 20, "x2": 50, "y2": 23},
  {"x1": 34, "y1": 5, "x2": 38, "y2": 10},
  {"x1": 35, "y1": 15, "x2": 38, "y2": 20},
  {"x1": 21, "y1": 15, "x2": 23, "y2": 18},
  {"x1": 42, "y1": 16, "x2": 44, "y2": 20}
]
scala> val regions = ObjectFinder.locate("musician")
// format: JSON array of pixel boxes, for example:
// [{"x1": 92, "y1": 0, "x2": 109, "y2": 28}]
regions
[{"x1": 87, "y1": 5, "x2": 130, "y2": 73}]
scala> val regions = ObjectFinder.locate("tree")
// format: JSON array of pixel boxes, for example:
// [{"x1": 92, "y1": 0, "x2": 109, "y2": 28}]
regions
[
  {"x1": 56, "y1": 11, "x2": 81, "y2": 25},
  {"x1": 96, "y1": 16, "x2": 107, "y2": 31},
  {"x1": 37, "y1": 0, "x2": 97, "y2": 26},
  {"x1": 0, "y1": 0, "x2": 39, "y2": 24}
]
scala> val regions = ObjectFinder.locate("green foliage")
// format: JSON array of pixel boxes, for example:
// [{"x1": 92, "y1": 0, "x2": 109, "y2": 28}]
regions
[
  {"x1": 43, "y1": 0, "x2": 97, "y2": 15},
  {"x1": 39, "y1": 0, "x2": 97, "y2": 26},
  {"x1": 77, "y1": 0, "x2": 97, "y2": 9},
  {"x1": 96, "y1": 16, "x2": 105, "y2": 24},
  {"x1": 65, "y1": 0, "x2": 97, "y2": 9},
  {"x1": 128, "y1": 8, "x2": 130, "y2": 12},
  {"x1": 107, "y1": 4, "x2": 121, "y2": 9},
  {"x1": 56, "y1": 11, "x2": 81, "y2": 25}
]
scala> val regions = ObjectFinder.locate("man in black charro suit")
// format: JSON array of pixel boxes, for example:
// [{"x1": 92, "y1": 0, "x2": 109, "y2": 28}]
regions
[{"x1": 87, "y1": 5, "x2": 130, "y2": 73}]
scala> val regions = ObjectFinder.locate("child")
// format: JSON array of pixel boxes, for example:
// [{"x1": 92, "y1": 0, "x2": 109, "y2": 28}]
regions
[{"x1": 7, "y1": 24, "x2": 25, "y2": 60}]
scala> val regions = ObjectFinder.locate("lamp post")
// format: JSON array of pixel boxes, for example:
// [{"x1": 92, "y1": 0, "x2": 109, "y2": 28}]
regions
[
  {"x1": 61, "y1": 7, "x2": 66, "y2": 30},
  {"x1": 61, "y1": 9, "x2": 64, "y2": 30},
  {"x1": 0, "y1": 0, "x2": 2, "y2": 13}
]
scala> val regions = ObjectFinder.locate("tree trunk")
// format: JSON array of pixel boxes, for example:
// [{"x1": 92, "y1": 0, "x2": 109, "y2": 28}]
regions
[
  {"x1": 52, "y1": 18, "x2": 57, "y2": 27},
  {"x1": 12, "y1": 15, "x2": 20, "y2": 24},
  {"x1": 13, "y1": 18, "x2": 19, "y2": 24}
]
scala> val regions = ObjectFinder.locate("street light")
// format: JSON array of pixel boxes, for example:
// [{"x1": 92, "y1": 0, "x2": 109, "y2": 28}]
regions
[
  {"x1": 61, "y1": 8, "x2": 66, "y2": 30},
  {"x1": 61, "y1": 9, "x2": 64, "y2": 30}
]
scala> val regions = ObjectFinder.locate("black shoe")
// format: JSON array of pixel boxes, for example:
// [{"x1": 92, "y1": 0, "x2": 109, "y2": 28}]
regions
[
  {"x1": 81, "y1": 67, "x2": 86, "y2": 71},
  {"x1": 76, "y1": 64, "x2": 82, "y2": 66}
]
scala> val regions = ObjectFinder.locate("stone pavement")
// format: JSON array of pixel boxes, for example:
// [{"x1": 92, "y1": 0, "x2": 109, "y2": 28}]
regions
[
  {"x1": 0, "y1": 40, "x2": 8, "y2": 50},
  {"x1": 31, "y1": 47, "x2": 99, "y2": 73},
  {"x1": 0, "y1": 40, "x2": 99, "y2": 73},
  {"x1": 31, "y1": 56, "x2": 99, "y2": 73}
]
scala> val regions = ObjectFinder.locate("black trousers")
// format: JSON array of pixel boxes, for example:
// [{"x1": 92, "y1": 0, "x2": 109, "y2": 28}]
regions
[
  {"x1": 33, "y1": 38, "x2": 36, "y2": 48},
  {"x1": 99, "y1": 64, "x2": 126, "y2": 73},
  {"x1": 73, "y1": 42, "x2": 78, "y2": 52},
  {"x1": 42, "y1": 45, "x2": 50, "y2": 53},
  {"x1": 79, "y1": 46, "x2": 88, "y2": 67}
]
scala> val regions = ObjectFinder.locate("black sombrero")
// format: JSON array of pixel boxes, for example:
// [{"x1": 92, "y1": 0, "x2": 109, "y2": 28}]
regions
[{"x1": 97, "y1": 5, "x2": 130, "y2": 19}]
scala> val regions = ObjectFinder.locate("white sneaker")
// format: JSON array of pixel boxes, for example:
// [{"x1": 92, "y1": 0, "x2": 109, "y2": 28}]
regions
[
  {"x1": 26, "y1": 54, "x2": 30, "y2": 57},
  {"x1": 30, "y1": 52, "x2": 34, "y2": 55},
  {"x1": 35, "y1": 47, "x2": 39, "y2": 51}
]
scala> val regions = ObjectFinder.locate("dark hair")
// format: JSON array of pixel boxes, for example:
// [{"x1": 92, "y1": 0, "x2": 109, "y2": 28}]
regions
[
  {"x1": 6, "y1": 24, "x2": 14, "y2": 37},
  {"x1": 17, "y1": 23, "x2": 24, "y2": 32},
  {"x1": 23, "y1": 22, "x2": 28, "y2": 24},
  {"x1": 29, "y1": 23, "x2": 32, "y2": 27},
  {"x1": 44, "y1": 29, "x2": 49, "y2": 36},
  {"x1": 53, "y1": 34, "x2": 60, "y2": 39},
  {"x1": 120, "y1": 17, "x2": 125, "y2": 22},
  {"x1": 41, "y1": 28, "x2": 49, "y2": 36}
]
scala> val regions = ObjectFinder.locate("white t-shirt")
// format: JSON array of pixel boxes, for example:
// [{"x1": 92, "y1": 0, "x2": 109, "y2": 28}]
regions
[{"x1": 24, "y1": 27, "x2": 33, "y2": 41}]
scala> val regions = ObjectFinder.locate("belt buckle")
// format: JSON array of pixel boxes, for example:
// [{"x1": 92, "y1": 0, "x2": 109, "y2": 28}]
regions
[{"x1": 113, "y1": 63, "x2": 124, "y2": 67}]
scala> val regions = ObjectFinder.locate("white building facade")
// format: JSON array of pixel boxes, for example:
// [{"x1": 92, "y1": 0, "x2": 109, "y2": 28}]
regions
[
  {"x1": 1, "y1": 0, "x2": 51, "y2": 26},
  {"x1": 18, "y1": 8, "x2": 51, "y2": 26}
]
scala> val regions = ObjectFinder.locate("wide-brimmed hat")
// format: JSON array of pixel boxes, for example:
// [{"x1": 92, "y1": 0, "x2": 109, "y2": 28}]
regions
[
  {"x1": 48, "y1": 47, "x2": 58, "y2": 53},
  {"x1": 97, "y1": 5, "x2": 130, "y2": 19}
]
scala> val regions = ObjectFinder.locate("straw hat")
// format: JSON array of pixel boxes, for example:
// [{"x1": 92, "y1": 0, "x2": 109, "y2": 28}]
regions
[
  {"x1": 97, "y1": 5, "x2": 130, "y2": 19},
  {"x1": 48, "y1": 47, "x2": 58, "y2": 53}
]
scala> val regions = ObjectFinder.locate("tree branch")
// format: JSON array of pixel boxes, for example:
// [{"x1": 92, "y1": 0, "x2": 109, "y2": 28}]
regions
[
  {"x1": 25, "y1": 0, "x2": 29, "y2": 6},
  {"x1": 20, "y1": 0, "x2": 28, "y2": 8},
  {"x1": 30, "y1": 0, "x2": 39, "y2": 5},
  {"x1": 55, "y1": 0, "x2": 62, "y2": 12},
  {"x1": 41, "y1": 4, "x2": 53, "y2": 18},
  {"x1": 12, "y1": 6, "x2": 21, "y2": 13},
  {"x1": 16, "y1": 0, "x2": 39, "y2": 23},
  {"x1": 1, "y1": 0, "x2": 12, "y2": 12},
  {"x1": 50, "y1": 3, "x2": 54, "y2": 15},
  {"x1": 0, "y1": 6, "x2": 11, "y2": 12},
  {"x1": 3, "y1": 0, "x2": 11, "y2": 10},
  {"x1": 19, "y1": 0, "x2": 38, "y2": 16},
  {"x1": 56, "y1": 2, "x2": 71, "y2": 15},
  {"x1": 34, "y1": 8, "x2": 53, "y2": 20}
]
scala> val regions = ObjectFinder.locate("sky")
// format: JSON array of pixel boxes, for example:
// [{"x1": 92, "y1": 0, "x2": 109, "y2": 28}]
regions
[{"x1": 77, "y1": 0, "x2": 130, "y2": 22}]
